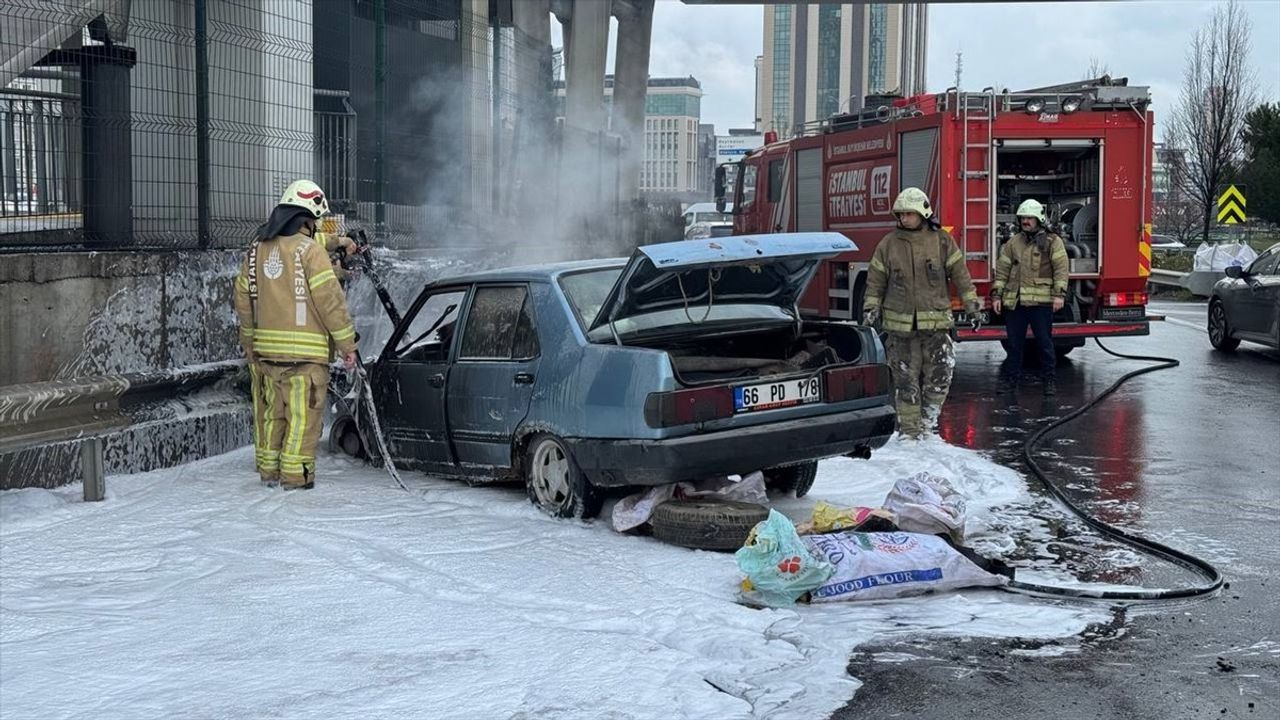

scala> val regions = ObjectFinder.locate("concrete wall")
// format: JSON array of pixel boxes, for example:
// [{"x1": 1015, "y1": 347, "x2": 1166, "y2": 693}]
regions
[{"x1": 0, "y1": 249, "x2": 241, "y2": 387}]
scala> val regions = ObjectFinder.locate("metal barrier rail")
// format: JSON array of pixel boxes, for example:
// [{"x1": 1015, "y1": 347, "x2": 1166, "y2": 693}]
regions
[
  {"x1": 1147, "y1": 268, "x2": 1189, "y2": 288},
  {"x1": 0, "y1": 360, "x2": 245, "y2": 500}
]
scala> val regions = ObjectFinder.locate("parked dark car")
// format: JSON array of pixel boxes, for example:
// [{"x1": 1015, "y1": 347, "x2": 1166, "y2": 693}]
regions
[
  {"x1": 1208, "y1": 243, "x2": 1280, "y2": 351},
  {"x1": 334, "y1": 233, "x2": 897, "y2": 519}
]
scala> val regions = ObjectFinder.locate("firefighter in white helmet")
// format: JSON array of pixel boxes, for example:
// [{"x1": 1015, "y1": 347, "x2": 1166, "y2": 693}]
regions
[
  {"x1": 233, "y1": 180, "x2": 358, "y2": 489},
  {"x1": 863, "y1": 187, "x2": 981, "y2": 440},
  {"x1": 991, "y1": 198, "x2": 1069, "y2": 395}
]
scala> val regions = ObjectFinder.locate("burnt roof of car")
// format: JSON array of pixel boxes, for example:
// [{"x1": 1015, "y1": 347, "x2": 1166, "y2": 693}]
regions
[{"x1": 424, "y1": 257, "x2": 625, "y2": 288}]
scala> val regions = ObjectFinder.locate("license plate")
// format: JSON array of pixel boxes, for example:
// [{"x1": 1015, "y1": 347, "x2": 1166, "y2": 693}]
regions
[{"x1": 734, "y1": 376, "x2": 823, "y2": 413}]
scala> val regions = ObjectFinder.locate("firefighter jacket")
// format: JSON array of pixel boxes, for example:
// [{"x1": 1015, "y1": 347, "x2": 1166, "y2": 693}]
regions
[
  {"x1": 864, "y1": 227, "x2": 980, "y2": 334},
  {"x1": 991, "y1": 230, "x2": 1069, "y2": 309},
  {"x1": 233, "y1": 232, "x2": 357, "y2": 363}
]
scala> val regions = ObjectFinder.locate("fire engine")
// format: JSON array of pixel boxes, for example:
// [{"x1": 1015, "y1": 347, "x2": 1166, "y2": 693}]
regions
[{"x1": 720, "y1": 78, "x2": 1155, "y2": 356}]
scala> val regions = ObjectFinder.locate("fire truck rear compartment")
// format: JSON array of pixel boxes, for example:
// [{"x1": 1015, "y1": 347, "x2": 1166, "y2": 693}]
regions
[{"x1": 993, "y1": 141, "x2": 1102, "y2": 280}]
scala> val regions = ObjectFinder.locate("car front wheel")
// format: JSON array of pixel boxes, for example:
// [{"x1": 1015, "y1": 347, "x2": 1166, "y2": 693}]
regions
[
  {"x1": 1208, "y1": 300, "x2": 1240, "y2": 351},
  {"x1": 523, "y1": 434, "x2": 602, "y2": 519}
]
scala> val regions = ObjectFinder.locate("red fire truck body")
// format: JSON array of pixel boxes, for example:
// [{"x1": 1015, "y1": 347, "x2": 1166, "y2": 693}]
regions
[{"x1": 730, "y1": 82, "x2": 1156, "y2": 352}]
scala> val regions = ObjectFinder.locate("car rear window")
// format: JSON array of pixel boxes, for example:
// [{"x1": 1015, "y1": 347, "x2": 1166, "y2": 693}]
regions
[{"x1": 559, "y1": 268, "x2": 623, "y2": 330}]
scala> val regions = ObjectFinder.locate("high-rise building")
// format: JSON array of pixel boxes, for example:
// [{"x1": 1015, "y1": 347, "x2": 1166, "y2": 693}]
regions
[{"x1": 758, "y1": 3, "x2": 928, "y2": 138}]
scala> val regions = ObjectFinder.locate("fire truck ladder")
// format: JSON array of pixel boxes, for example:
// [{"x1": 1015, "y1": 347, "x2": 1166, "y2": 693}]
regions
[{"x1": 959, "y1": 89, "x2": 996, "y2": 281}]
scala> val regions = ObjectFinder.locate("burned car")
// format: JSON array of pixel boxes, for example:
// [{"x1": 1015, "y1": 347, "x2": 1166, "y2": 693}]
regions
[{"x1": 335, "y1": 233, "x2": 896, "y2": 519}]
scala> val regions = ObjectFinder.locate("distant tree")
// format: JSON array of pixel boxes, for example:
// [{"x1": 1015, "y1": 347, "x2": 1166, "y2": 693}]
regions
[
  {"x1": 1164, "y1": 0, "x2": 1258, "y2": 242},
  {"x1": 1084, "y1": 56, "x2": 1111, "y2": 80},
  {"x1": 1240, "y1": 103, "x2": 1280, "y2": 225}
]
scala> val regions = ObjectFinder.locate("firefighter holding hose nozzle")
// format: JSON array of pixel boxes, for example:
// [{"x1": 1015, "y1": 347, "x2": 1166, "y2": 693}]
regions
[
  {"x1": 863, "y1": 187, "x2": 981, "y2": 441},
  {"x1": 233, "y1": 180, "x2": 359, "y2": 490}
]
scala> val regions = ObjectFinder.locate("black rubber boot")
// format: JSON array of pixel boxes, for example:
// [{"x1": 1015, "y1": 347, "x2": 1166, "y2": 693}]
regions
[
  {"x1": 1042, "y1": 374, "x2": 1057, "y2": 396},
  {"x1": 999, "y1": 373, "x2": 1020, "y2": 394}
]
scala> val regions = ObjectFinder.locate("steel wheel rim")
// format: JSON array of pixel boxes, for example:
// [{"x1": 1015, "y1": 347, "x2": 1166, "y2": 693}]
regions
[
  {"x1": 531, "y1": 441, "x2": 571, "y2": 509},
  {"x1": 1209, "y1": 303, "x2": 1226, "y2": 345}
]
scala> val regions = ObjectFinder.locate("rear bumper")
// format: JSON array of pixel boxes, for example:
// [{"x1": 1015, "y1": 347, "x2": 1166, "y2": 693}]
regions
[
  {"x1": 954, "y1": 320, "x2": 1150, "y2": 342},
  {"x1": 566, "y1": 403, "x2": 897, "y2": 487}
]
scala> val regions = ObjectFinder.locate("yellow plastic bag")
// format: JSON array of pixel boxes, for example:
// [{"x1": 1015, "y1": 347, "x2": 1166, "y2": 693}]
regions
[{"x1": 806, "y1": 501, "x2": 897, "y2": 534}]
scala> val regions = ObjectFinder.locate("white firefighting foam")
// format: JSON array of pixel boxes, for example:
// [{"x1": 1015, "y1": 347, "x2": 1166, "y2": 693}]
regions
[{"x1": 1, "y1": 437, "x2": 1107, "y2": 719}]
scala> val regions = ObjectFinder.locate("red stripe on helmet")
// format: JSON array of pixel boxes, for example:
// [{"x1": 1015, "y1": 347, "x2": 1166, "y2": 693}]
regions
[{"x1": 296, "y1": 190, "x2": 323, "y2": 200}]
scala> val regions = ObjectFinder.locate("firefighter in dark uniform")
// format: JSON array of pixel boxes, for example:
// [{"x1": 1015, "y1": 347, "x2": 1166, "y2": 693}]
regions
[{"x1": 991, "y1": 199, "x2": 1070, "y2": 395}]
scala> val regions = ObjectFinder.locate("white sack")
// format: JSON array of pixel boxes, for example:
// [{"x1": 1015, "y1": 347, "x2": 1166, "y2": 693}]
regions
[
  {"x1": 882, "y1": 472, "x2": 967, "y2": 541},
  {"x1": 802, "y1": 531, "x2": 1007, "y2": 602}
]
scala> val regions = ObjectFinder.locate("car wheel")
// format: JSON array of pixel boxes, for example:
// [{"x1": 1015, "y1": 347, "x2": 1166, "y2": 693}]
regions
[
  {"x1": 1208, "y1": 300, "x2": 1240, "y2": 351},
  {"x1": 524, "y1": 434, "x2": 602, "y2": 519},
  {"x1": 764, "y1": 461, "x2": 819, "y2": 498},
  {"x1": 329, "y1": 416, "x2": 366, "y2": 458},
  {"x1": 650, "y1": 500, "x2": 769, "y2": 552}
]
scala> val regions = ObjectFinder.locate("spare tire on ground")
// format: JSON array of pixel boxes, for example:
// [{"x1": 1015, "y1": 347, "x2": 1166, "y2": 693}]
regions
[{"x1": 650, "y1": 500, "x2": 770, "y2": 552}]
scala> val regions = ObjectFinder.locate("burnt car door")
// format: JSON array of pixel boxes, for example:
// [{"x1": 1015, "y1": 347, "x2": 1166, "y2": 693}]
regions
[
  {"x1": 370, "y1": 287, "x2": 467, "y2": 471},
  {"x1": 1236, "y1": 248, "x2": 1280, "y2": 342},
  {"x1": 446, "y1": 284, "x2": 543, "y2": 472}
]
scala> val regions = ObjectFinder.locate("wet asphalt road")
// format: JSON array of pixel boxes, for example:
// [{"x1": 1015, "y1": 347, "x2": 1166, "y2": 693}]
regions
[{"x1": 831, "y1": 300, "x2": 1280, "y2": 720}]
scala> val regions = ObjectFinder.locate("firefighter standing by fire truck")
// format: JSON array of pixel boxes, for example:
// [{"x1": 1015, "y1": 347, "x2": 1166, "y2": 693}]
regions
[
  {"x1": 991, "y1": 199, "x2": 1069, "y2": 396},
  {"x1": 234, "y1": 180, "x2": 358, "y2": 489},
  {"x1": 863, "y1": 187, "x2": 981, "y2": 440}
]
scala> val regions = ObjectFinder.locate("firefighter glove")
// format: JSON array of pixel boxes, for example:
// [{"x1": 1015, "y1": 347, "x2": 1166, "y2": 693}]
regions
[{"x1": 863, "y1": 306, "x2": 882, "y2": 328}]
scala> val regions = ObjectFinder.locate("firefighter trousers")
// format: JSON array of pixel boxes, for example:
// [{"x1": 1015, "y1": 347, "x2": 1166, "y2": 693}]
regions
[
  {"x1": 252, "y1": 362, "x2": 330, "y2": 486},
  {"x1": 884, "y1": 331, "x2": 956, "y2": 440}
]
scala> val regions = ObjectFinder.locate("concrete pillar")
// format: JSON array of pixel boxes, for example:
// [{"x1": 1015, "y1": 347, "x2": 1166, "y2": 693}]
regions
[
  {"x1": 559, "y1": 0, "x2": 610, "y2": 254},
  {"x1": 461, "y1": 0, "x2": 492, "y2": 216},
  {"x1": 512, "y1": 0, "x2": 552, "y2": 222},
  {"x1": 612, "y1": 0, "x2": 653, "y2": 210},
  {"x1": 79, "y1": 46, "x2": 136, "y2": 247},
  {"x1": 563, "y1": 0, "x2": 609, "y2": 134}
]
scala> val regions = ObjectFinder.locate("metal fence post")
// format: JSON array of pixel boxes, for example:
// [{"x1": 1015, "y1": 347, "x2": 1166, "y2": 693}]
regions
[
  {"x1": 195, "y1": 0, "x2": 211, "y2": 248},
  {"x1": 81, "y1": 437, "x2": 105, "y2": 501}
]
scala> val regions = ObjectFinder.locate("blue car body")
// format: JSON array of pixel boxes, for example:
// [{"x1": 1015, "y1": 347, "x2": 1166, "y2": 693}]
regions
[{"x1": 354, "y1": 233, "x2": 896, "y2": 504}]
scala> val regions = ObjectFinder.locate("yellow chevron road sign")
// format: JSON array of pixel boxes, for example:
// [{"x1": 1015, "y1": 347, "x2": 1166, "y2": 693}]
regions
[{"x1": 1217, "y1": 185, "x2": 1246, "y2": 225}]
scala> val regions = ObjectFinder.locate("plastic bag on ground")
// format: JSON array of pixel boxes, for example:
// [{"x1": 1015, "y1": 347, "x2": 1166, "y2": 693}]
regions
[
  {"x1": 882, "y1": 472, "x2": 967, "y2": 541},
  {"x1": 735, "y1": 510, "x2": 833, "y2": 607},
  {"x1": 803, "y1": 531, "x2": 1008, "y2": 603},
  {"x1": 795, "y1": 501, "x2": 898, "y2": 535},
  {"x1": 612, "y1": 471, "x2": 768, "y2": 532}
]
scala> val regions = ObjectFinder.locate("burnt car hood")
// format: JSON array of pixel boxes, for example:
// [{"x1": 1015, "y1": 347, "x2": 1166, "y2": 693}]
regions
[{"x1": 588, "y1": 232, "x2": 855, "y2": 333}]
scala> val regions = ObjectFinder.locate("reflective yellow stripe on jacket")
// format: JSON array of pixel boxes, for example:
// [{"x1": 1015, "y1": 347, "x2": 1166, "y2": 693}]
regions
[{"x1": 251, "y1": 328, "x2": 331, "y2": 361}]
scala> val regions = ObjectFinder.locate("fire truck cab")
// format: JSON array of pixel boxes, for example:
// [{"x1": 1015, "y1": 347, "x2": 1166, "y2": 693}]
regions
[{"x1": 727, "y1": 79, "x2": 1156, "y2": 355}]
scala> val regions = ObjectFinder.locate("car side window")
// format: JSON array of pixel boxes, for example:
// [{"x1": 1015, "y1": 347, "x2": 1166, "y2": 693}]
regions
[
  {"x1": 460, "y1": 286, "x2": 536, "y2": 360},
  {"x1": 1248, "y1": 249, "x2": 1279, "y2": 276},
  {"x1": 393, "y1": 290, "x2": 465, "y2": 362}
]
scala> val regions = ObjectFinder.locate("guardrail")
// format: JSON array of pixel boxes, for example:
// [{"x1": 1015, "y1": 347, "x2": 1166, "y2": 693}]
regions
[
  {"x1": 0, "y1": 360, "x2": 245, "y2": 500},
  {"x1": 1147, "y1": 268, "x2": 1188, "y2": 288}
]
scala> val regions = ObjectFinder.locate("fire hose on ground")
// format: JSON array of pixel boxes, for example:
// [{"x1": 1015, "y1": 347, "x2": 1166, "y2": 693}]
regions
[{"x1": 1002, "y1": 339, "x2": 1224, "y2": 602}]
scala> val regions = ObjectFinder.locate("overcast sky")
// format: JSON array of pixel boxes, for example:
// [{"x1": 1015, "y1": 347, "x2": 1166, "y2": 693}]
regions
[{"x1": 554, "y1": 1, "x2": 1280, "y2": 135}]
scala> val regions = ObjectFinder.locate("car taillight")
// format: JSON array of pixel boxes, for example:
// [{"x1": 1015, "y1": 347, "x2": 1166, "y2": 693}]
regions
[
  {"x1": 825, "y1": 364, "x2": 892, "y2": 403},
  {"x1": 644, "y1": 386, "x2": 735, "y2": 428},
  {"x1": 1103, "y1": 292, "x2": 1148, "y2": 307}
]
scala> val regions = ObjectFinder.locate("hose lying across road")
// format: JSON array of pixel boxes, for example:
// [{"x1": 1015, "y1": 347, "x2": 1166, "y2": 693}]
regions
[{"x1": 1003, "y1": 339, "x2": 1225, "y2": 602}]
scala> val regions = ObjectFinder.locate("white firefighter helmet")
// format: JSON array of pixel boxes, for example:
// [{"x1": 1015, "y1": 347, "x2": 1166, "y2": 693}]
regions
[
  {"x1": 1016, "y1": 198, "x2": 1047, "y2": 224},
  {"x1": 278, "y1": 179, "x2": 330, "y2": 218},
  {"x1": 892, "y1": 187, "x2": 933, "y2": 219}
]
